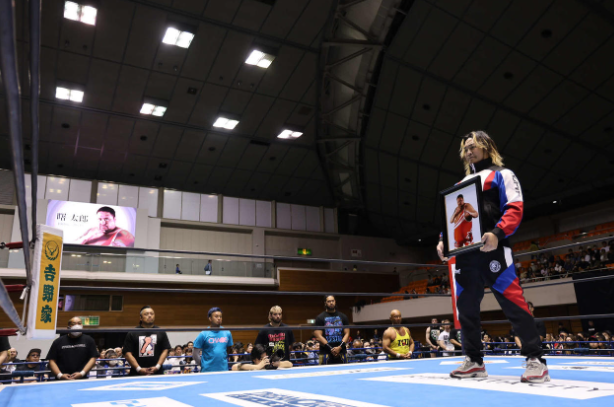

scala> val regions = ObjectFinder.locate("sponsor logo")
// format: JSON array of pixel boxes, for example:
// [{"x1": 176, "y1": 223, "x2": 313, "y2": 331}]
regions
[
  {"x1": 207, "y1": 337, "x2": 229, "y2": 344},
  {"x1": 255, "y1": 367, "x2": 409, "y2": 380},
  {"x1": 440, "y1": 360, "x2": 508, "y2": 365},
  {"x1": 45, "y1": 240, "x2": 60, "y2": 261},
  {"x1": 362, "y1": 374, "x2": 614, "y2": 400},
  {"x1": 81, "y1": 382, "x2": 203, "y2": 391},
  {"x1": 202, "y1": 389, "x2": 391, "y2": 407},
  {"x1": 72, "y1": 396, "x2": 194, "y2": 407},
  {"x1": 489, "y1": 260, "x2": 501, "y2": 273}
]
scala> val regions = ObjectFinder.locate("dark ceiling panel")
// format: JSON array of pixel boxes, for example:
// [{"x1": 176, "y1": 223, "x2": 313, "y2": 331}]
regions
[
  {"x1": 260, "y1": 0, "x2": 309, "y2": 39},
  {"x1": 181, "y1": 23, "x2": 227, "y2": 81},
  {"x1": 151, "y1": 126, "x2": 183, "y2": 159},
  {"x1": 111, "y1": 66, "x2": 150, "y2": 114},
  {"x1": 123, "y1": 5, "x2": 167, "y2": 69},
  {"x1": 174, "y1": 130, "x2": 207, "y2": 162},
  {"x1": 93, "y1": 0, "x2": 135, "y2": 62},
  {"x1": 233, "y1": 0, "x2": 272, "y2": 31},
  {"x1": 85, "y1": 60, "x2": 121, "y2": 110},
  {"x1": 203, "y1": 0, "x2": 242, "y2": 24},
  {"x1": 206, "y1": 31, "x2": 254, "y2": 88}
]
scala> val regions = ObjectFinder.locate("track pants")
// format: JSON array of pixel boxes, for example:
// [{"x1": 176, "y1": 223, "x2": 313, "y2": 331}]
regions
[{"x1": 454, "y1": 246, "x2": 543, "y2": 363}]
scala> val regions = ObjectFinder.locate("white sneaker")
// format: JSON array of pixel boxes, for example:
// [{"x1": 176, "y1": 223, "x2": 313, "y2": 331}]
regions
[
  {"x1": 450, "y1": 356, "x2": 488, "y2": 379},
  {"x1": 521, "y1": 358, "x2": 550, "y2": 383}
]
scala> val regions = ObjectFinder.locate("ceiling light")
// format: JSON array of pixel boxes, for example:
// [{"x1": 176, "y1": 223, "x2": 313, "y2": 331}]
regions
[
  {"x1": 213, "y1": 117, "x2": 239, "y2": 130},
  {"x1": 277, "y1": 129, "x2": 303, "y2": 139},
  {"x1": 162, "y1": 27, "x2": 194, "y2": 48},
  {"x1": 64, "y1": 2, "x2": 97, "y2": 25},
  {"x1": 56, "y1": 86, "x2": 84, "y2": 103},
  {"x1": 553, "y1": 200, "x2": 557, "y2": 204},
  {"x1": 55, "y1": 87, "x2": 70, "y2": 100},
  {"x1": 245, "y1": 50, "x2": 275, "y2": 68},
  {"x1": 140, "y1": 102, "x2": 167, "y2": 117}
]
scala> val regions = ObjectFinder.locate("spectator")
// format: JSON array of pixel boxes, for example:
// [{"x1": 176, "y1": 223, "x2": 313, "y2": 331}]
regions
[
  {"x1": 303, "y1": 341, "x2": 318, "y2": 365},
  {"x1": 514, "y1": 258, "x2": 522, "y2": 270},
  {"x1": 382, "y1": 309, "x2": 414, "y2": 360},
  {"x1": 175, "y1": 263, "x2": 182, "y2": 274},
  {"x1": 313, "y1": 295, "x2": 350, "y2": 365},
  {"x1": 1, "y1": 348, "x2": 18, "y2": 374},
  {"x1": 96, "y1": 349, "x2": 122, "y2": 378},
  {"x1": 437, "y1": 319, "x2": 454, "y2": 356},
  {"x1": 14, "y1": 349, "x2": 46, "y2": 383},
  {"x1": 544, "y1": 333, "x2": 553, "y2": 350},
  {"x1": 231, "y1": 344, "x2": 292, "y2": 371},
  {"x1": 425, "y1": 318, "x2": 440, "y2": 357},
  {"x1": 182, "y1": 349, "x2": 197, "y2": 373},
  {"x1": 229, "y1": 343, "x2": 245, "y2": 364},
  {"x1": 355, "y1": 330, "x2": 362, "y2": 340},
  {"x1": 482, "y1": 334, "x2": 493, "y2": 352},
  {"x1": 255, "y1": 305, "x2": 295, "y2": 363},
  {"x1": 47, "y1": 317, "x2": 98, "y2": 380},
  {"x1": 114, "y1": 347, "x2": 123, "y2": 359},
  {"x1": 244, "y1": 343, "x2": 254, "y2": 362},
  {"x1": 164, "y1": 349, "x2": 182, "y2": 374},
  {"x1": 193, "y1": 307, "x2": 234, "y2": 372},
  {"x1": 290, "y1": 342, "x2": 308, "y2": 364},
  {"x1": 204, "y1": 260, "x2": 212, "y2": 275},
  {"x1": 450, "y1": 326, "x2": 462, "y2": 354},
  {"x1": 123, "y1": 305, "x2": 171, "y2": 376},
  {"x1": 186, "y1": 341, "x2": 194, "y2": 352},
  {"x1": 587, "y1": 320, "x2": 597, "y2": 334}
]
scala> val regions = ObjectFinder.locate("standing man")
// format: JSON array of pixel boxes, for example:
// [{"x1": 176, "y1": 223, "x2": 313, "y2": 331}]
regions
[
  {"x1": 255, "y1": 305, "x2": 295, "y2": 362},
  {"x1": 437, "y1": 131, "x2": 548, "y2": 383},
  {"x1": 204, "y1": 260, "x2": 213, "y2": 275},
  {"x1": 425, "y1": 318, "x2": 441, "y2": 357},
  {"x1": 123, "y1": 306, "x2": 171, "y2": 376},
  {"x1": 47, "y1": 317, "x2": 98, "y2": 380},
  {"x1": 382, "y1": 309, "x2": 414, "y2": 360},
  {"x1": 313, "y1": 295, "x2": 350, "y2": 365},
  {"x1": 175, "y1": 264, "x2": 182, "y2": 274},
  {"x1": 193, "y1": 307, "x2": 234, "y2": 372}
]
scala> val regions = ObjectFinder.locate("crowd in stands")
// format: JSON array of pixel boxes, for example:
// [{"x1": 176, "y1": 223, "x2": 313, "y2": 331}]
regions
[{"x1": 516, "y1": 240, "x2": 614, "y2": 283}]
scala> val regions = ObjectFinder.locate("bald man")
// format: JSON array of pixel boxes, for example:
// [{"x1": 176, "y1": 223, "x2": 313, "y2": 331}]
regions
[{"x1": 382, "y1": 310, "x2": 414, "y2": 360}]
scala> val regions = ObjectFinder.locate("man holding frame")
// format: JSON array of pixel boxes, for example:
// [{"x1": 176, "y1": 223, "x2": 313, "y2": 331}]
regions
[{"x1": 437, "y1": 131, "x2": 549, "y2": 383}]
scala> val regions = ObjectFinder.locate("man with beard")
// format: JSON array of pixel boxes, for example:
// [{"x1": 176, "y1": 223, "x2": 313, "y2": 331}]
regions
[
  {"x1": 123, "y1": 306, "x2": 171, "y2": 376},
  {"x1": 255, "y1": 305, "x2": 295, "y2": 362},
  {"x1": 313, "y1": 295, "x2": 350, "y2": 364}
]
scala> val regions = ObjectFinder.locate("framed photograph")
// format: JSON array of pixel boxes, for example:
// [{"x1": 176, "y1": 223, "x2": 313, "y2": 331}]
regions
[{"x1": 440, "y1": 177, "x2": 485, "y2": 257}]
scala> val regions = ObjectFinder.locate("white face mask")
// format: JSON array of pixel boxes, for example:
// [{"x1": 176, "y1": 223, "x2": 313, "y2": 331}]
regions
[
  {"x1": 109, "y1": 360, "x2": 117, "y2": 366},
  {"x1": 70, "y1": 324, "x2": 83, "y2": 337}
]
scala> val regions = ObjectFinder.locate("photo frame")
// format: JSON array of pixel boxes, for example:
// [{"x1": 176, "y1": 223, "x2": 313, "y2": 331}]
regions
[{"x1": 440, "y1": 177, "x2": 485, "y2": 257}]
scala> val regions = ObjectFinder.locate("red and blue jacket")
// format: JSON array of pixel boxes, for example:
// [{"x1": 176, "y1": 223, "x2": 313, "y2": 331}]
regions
[
  {"x1": 463, "y1": 158, "x2": 523, "y2": 245},
  {"x1": 440, "y1": 158, "x2": 523, "y2": 247}
]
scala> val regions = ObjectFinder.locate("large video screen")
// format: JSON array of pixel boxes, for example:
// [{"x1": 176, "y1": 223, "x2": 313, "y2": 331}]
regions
[{"x1": 46, "y1": 200, "x2": 137, "y2": 247}]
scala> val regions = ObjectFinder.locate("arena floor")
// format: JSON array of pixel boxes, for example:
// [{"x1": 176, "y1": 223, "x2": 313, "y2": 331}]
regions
[{"x1": 1, "y1": 356, "x2": 613, "y2": 406}]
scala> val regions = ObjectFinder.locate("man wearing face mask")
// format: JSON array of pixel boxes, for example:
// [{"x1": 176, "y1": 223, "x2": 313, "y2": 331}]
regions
[{"x1": 47, "y1": 317, "x2": 98, "y2": 380}]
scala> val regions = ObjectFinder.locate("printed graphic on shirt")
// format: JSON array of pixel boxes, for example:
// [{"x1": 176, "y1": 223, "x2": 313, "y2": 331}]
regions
[
  {"x1": 207, "y1": 336, "x2": 229, "y2": 344},
  {"x1": 267, "y1": 333, "x2": 286, "y2": 355},
  {"x1": 324, "y1": 316, "x2": 344, "y2": 343},
  {"x1": 139, "y1": 334, "x2": 157, "y2": 357}
]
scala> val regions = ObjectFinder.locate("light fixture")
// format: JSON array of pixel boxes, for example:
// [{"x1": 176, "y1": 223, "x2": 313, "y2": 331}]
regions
[
  {"x1": 162, "y1": 27, "x2": 195, "y2": 48},
  {"x1": 553, "y1": 200, "x2": 557, "y2": 204},
  {"x1": 277, "y1": 129, "x2": 303, "y2": 139},
  {"x1": 64, "y1": 2, "x2": 97, "y2": 25},
  {"x1": 213, "y1": 116, "x2": 239, "y2": 130},
  {"x1": 56, "y1": 86, "x2": 84, "y2": 103},
  {"x1": 245, "y1": 50, "x2": 275, "y2": 68},
  {"x1": 140, "y1": 100, "x2": 168, "y2": 117}
]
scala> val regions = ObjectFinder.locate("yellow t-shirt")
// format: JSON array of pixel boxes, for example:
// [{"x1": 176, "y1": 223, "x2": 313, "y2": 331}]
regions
[{"x1": 390, "y1": 328, "x2": 411, "y2": 357}]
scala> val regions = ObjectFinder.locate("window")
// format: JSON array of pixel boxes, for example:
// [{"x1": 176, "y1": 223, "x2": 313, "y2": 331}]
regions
[{"x1": 59, "y1": 294, "x2": 123, "y2": 311}]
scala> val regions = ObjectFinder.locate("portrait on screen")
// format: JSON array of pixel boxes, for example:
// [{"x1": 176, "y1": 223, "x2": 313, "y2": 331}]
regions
[
  {"x1": 440, "y1": 177, "x2": 484, "y2": 257},
  {"x1": 46, "y1": 200, "x2": 137, "y2": 247}
]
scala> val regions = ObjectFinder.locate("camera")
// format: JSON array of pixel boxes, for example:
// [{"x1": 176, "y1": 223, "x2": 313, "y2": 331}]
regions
[{"x1": 264, "y1": 347, "x2": 285, "y2": 370}]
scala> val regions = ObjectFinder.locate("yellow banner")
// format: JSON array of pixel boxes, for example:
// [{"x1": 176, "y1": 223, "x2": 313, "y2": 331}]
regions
[{"x1": 35, "y1": 232, "x2": 63, "y2": 330}]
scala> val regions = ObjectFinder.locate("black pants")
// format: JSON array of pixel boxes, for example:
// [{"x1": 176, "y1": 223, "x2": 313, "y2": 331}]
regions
[{"x1": 454, "y1": 246, "x2": 543, "y2": 363}]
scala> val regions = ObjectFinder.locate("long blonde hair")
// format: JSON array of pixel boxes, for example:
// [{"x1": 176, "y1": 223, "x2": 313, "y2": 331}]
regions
[{"x1": 459, "y1": 130, "x2": 504, "y2": 175}]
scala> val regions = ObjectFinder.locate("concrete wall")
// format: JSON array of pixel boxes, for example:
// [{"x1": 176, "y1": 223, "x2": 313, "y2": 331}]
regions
[{"x1": 353, "y1": 278, "x2": 578, "y2": 323}]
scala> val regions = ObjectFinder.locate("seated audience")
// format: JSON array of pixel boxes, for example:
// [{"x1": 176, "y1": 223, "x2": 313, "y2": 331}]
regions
[{"x1": 14, "y1": 349, "x2": 46, "y2": 383}]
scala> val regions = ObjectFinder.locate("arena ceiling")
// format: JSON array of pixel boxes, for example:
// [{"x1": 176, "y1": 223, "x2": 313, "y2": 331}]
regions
[{"x1": 1, "y1": 0, "x2": 614, "y2": 244}]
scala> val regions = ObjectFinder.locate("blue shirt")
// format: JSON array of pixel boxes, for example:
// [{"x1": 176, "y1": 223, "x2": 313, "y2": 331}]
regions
[{"x1": 193, "y1": 328, "x2": 233, "y2": 372}]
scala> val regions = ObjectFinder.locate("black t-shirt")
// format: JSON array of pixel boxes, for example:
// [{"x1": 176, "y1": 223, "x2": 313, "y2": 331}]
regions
[
  {"x1": 254, "y1": 323, "x2": 295, "y2": 361},
  {"x1": 46, "y1": 334, "x2": 98, "y2": 376},
  {"x1": 450, "y1": 329, "x2": 462, "y2": 349},
  {"x1": 314, "y1": 310, "x2": 349, "y2": 354},
  {"x1": 0, "y1": 336, "x2": 9, "y2": 353},
  {"x1": 123, "y1": 326, "x2": 171, "y2": 375}
]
